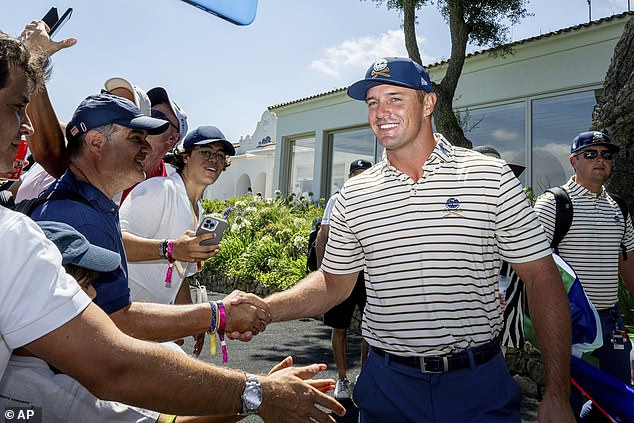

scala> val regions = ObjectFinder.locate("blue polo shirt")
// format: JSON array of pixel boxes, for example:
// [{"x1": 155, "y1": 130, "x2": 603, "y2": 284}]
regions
[{"x1": 30, "y1": 170, "x2": 130, "y2": 314}]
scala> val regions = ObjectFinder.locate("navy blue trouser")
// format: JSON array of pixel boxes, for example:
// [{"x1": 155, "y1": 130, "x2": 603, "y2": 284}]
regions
[{"x1": 353, "y1": 348, "x2": 521, "y2": 423}]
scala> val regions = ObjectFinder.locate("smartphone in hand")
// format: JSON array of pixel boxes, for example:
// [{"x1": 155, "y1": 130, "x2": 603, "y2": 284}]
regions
[
  {"x1": 195, "y1": 216, "x2": 228, "y2": 246},
  {"x1": 42, "y1": 7, "x2": 73, "y2": 37}
]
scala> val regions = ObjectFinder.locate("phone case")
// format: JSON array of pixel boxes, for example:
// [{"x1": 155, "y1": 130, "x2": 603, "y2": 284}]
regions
[
  {"x1": 196, "y1": 216, "x2": 228, "y2": 246},
  {"x1": 178, "y1": 0, "x2": 257, "y2": 25}
]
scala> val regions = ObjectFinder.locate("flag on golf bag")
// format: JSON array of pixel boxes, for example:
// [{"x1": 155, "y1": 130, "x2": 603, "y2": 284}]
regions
[
  {"x1": 570, "y1": 355, "x2": 634, "y2": 422},
  {"x1": 524, "y1": 253, "x2": 603, "y2": 354}
]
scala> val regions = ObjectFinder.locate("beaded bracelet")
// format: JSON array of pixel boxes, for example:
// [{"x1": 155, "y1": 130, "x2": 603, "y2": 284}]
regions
[
  {"x1": 159, "y1": 239, "x2": 169, "y2": 260},
  {"x1": 208, "y1": 301, "x2": 219, "y2": 356}
]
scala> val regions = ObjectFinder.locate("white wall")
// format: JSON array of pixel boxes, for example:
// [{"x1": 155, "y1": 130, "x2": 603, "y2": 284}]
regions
[{"x1": 204, "y1": 110, "x2": 277, "y2": 200}]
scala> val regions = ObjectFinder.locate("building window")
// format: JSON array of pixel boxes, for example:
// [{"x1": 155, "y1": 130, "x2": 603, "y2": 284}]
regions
[
  {"x1": 288, "y1": 136, "x2": 315, "y2": 199},
  {"x1": 531, "y1": 90, "x2": 599, "y2": 193},
  {"x1": 459, "y1": 102, "x2": 527, "y2": 184},
  {"x1": 327, "y1": 127, "x2": 376, "y2": 197}
]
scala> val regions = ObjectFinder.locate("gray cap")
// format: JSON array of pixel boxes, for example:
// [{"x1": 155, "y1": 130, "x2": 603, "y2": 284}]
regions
[{"x1": 37, "y1": 221, "x2": 121, "y2": 272}]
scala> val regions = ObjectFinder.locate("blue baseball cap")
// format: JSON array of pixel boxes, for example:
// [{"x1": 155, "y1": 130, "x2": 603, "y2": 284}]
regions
[
  {"x1": 347, "y1": 57, "x2": 433, "y2": 100},
  {"x1": 180, "y1": 126, "x2": 236, "y2": 156},
  {"x1": 570, "y1": 131, "x2": 620, "y2": 154},
  {"x1": 66, "y1": 93, "x2": 169, "y2": 142},
  {"x1": 37, "y1": 221, "x2": 121, "y2": 273}
]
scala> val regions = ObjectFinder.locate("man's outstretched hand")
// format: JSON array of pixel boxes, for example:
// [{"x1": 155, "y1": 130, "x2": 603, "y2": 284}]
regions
[
  {"x1": 20, "y1": 20, "x2": 76, "y2": 58},
  {"x1": 260, "y1": 361, "x2": 345, "y2": 422}
]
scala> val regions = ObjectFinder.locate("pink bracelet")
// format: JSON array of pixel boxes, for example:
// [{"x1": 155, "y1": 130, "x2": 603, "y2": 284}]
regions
[
  {"x1": 164, "y1": 241, "x2": 175, "y2": 287},
  {"x1": 217, "y1": 301, "x2": 228, "y2": 362}
]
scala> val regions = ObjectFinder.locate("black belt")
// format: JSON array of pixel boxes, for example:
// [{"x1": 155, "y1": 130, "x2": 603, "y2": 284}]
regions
[{"x1": 371, "y1": 338, "x2": 500, "y2": 373}]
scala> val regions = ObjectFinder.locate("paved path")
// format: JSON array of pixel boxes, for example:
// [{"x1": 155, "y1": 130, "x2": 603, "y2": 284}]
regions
[{"x1": 184, "y1": 291, "x2": 539, "y2": 422}]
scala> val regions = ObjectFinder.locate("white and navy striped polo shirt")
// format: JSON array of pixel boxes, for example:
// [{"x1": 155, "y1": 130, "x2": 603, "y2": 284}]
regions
[
  {"x1": 534, "y1": 178, "x2": 634, "y2": 310},
  {"x1": 321, "y1": 134, "x2": 552, "y2": 356}
]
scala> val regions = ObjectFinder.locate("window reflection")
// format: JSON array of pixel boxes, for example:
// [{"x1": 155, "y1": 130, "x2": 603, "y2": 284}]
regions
[
  {"x1": 328, "y1": 127, "x2": 376, "y2": 197},
  {"x1": 288, "y1": 136, "x2": 315, "y2": 199},
  {"x1": 531, "y1": 91, "x2": 598, "y2": 194},
  {"x1": 458, "y1": 102, "x2": 526, "y2": 185}
]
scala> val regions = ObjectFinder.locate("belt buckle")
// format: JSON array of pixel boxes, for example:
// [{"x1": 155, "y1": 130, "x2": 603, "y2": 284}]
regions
[{"x1": 419, "y1": 356, "x2": 448, "y2": 373}]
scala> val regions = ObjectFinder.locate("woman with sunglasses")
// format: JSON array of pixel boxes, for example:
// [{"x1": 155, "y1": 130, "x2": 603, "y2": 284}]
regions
[{"x1": 119, "y1": 126, "x2": 235, "y2": 354}]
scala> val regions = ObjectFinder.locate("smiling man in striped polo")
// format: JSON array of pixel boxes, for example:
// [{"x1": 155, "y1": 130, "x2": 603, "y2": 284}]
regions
[{"x1": 265, "y1": 57, "x2": 575, "y2": 422}]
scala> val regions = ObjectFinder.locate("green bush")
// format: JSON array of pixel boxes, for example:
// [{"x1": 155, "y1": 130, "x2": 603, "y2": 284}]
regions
[{"x1": 200, "y1": 196, "x2": 323, "y2": 291}]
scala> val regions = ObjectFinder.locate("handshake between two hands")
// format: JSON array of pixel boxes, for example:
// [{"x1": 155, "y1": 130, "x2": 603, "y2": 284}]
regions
[
  {"x1": 221, "y1": 290, "x2": 271, "y2": 341},
  {"x1": 218, "y1": 291, "x2": 347, "y2": 422}
]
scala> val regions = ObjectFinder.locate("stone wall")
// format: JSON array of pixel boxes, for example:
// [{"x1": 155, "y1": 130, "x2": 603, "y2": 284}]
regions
[{"x1": 195, "y1": 271, "x2": 545, "y2": 399}]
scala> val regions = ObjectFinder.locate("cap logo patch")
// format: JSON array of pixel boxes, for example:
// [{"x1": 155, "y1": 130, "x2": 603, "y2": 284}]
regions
[
  {"x1": 371, "y1": 59, "x2": 390, "y2": 79},
  {"x1": 80, "y1": 122, "x2": 87, "y2": 132},
  {"x1": 420, "y1": 77, "x2": 428, "y2": 86},
  {"x1": 70, "y1": 126, "x2": 79, "y2": 137},
  {"x1": 373, "y1": 59, "x2": 388, "y2": 72},
  {"x1": 592, "y1": 131, "x2": 604, "y2": 143}
]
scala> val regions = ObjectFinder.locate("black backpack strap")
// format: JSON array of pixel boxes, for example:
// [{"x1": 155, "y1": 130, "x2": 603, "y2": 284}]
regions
[
  {"x1": 608, "y1": 192, "x2": 629, "y2": 261},
  {"x1": 545, "y1": 186, "x2": 573, "y2": 254},
  {"x1": 14, "y1": 189, "x2": 92, "y2": 217}
]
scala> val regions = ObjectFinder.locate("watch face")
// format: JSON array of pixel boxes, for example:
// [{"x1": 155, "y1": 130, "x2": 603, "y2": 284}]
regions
[{"x1": 245, "y1": 383, "x2": 262, "y2": 412}]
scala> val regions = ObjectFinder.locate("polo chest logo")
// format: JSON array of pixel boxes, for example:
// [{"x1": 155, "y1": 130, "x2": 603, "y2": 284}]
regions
[
  {"x1": 444, "y1": 197, "x2": 462, "y2": 217},
  {"x1": 445, "y1": 198, "x2": 460, "y2": 210}
]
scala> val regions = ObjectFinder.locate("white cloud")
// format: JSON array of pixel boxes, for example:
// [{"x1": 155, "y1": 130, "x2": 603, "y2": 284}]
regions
[
  {"x1": 492, "y1": 129, "x2": 521, "y2": 142},
  {"x1": 309, "y1": 29, "x2": 436, "y2": 83}
]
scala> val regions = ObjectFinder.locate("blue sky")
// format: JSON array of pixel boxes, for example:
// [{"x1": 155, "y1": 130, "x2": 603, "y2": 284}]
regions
[{"x1": 2, "y1": 0, "x2": 630, "y2": 143}]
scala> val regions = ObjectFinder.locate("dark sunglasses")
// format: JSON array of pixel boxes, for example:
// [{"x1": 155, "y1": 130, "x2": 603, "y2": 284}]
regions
[
  {"x1": 575, "y1": 149, "x2": 615, "y2": 161},
  {"x1": 151, "y1": 109, "x2": 179, "y2": 132}
]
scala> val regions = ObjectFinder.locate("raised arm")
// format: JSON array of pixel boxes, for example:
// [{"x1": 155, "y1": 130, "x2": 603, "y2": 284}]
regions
[{"x1": 21, "y1": 20, "x2": 77, "y2": 178}]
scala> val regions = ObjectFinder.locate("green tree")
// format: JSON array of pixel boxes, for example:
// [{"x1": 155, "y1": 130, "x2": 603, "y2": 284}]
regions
[{"x1": 367, "y1": 0, "x2": 530, "y2": 147}]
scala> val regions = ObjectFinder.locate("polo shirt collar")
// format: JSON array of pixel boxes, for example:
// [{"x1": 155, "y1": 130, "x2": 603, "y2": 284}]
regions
[
  {"x1": 380, "y1": 133, "x2": 454, "y2": 177},
  {"x1": 565, "y1": 177, "x2": 607, "y2": 199},
  {"x1": 58, "y1": 170, "x2": 119, "y2": 214}
]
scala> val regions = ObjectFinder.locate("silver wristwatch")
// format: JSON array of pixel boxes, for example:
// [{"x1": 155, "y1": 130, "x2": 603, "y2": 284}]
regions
[{"x1": 241, "y1": 373, "x2": 262, "y2": 415}]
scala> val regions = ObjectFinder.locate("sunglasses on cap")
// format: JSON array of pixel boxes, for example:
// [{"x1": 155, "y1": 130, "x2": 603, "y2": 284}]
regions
[
  {"x1": 574, "y1": 149, "x2": 616, "y2": 161},
  {"x1": 151, "y1": 109, "x2": 179, "y2": 132}
]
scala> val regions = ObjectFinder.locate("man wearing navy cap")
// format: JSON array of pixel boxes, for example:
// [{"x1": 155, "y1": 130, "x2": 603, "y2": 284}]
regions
[
  {"x1": 535, "y1": 131, "x2": 634, "y2": 421},
  {"x1": 30, "y1": 93, "x2": 268, "y2": 346},
  {"x1": 264, "y1": 57, "x2": 574, "y2": 422}
]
